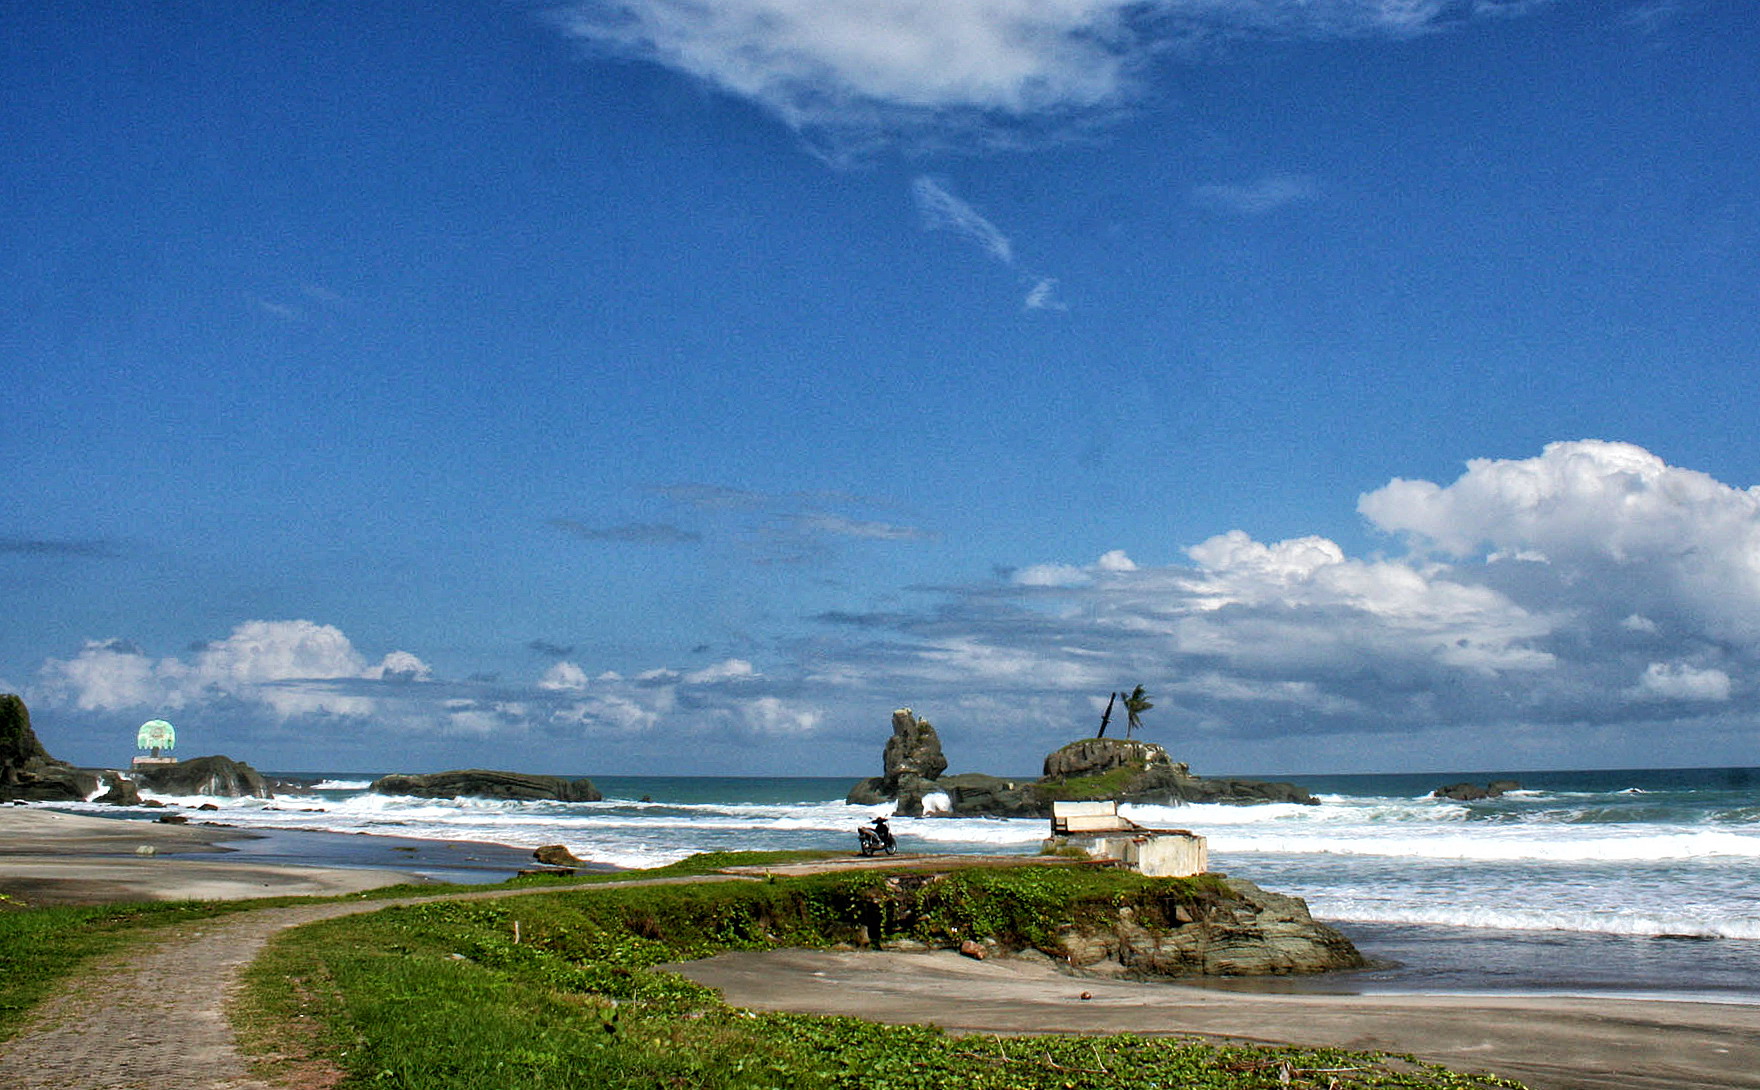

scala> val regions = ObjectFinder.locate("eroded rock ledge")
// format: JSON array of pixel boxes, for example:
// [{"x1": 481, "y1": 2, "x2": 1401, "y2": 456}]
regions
[{"x1": 811, "y1": 866, "x2": 1363, "y2": 977}]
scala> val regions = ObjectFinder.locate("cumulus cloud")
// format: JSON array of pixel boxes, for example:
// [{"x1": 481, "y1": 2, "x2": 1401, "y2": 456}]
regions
[
  {"x1": 796, "y1": 441, "x2": 1757, "y2": 768},
  {"x1": 1635, "y1": 661, "x2": 1731, "y2": 702},
  {"x1": 38, "y1": 620, "x2": 431, "y2": 720},
  {"x1": 550, "y1": 2, "x2": 1537, "y2": 149},
  {"x1": 1359, "y1": 439, "x2": 1760, "y2": 642}
]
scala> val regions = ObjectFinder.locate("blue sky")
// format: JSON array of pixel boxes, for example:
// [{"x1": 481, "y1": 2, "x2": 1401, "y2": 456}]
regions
[{"x1": 5, "y1": 1, "x2": 1758, "y2": 778}]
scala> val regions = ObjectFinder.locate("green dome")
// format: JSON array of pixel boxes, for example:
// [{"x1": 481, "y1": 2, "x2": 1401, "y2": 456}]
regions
[{"x1": 136, "y1": 719, "x2": 176, "y2": 751}]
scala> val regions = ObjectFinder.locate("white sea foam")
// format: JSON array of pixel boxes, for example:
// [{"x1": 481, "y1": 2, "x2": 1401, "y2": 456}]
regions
[{"x1": 1314, "y1": 901, "x2": 1760, "y2": 940}]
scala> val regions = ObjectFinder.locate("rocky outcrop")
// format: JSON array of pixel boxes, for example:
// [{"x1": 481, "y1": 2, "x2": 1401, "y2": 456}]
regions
[
  {"x1": 0, "y1": 694, "x2": 99, "y2": 802},
  {"x1": 371, "y1": 769, "x2": 602, "y2": 802},
  {"x1": 846, "y1": 709, "x2": 948, "y2": 815},
  {"x1": 926, "y1": 773, "x2": 1043, "y2": 817},
  {"x1": 1050, "y1": 878, "x2": 1365, "y2": 977},
  {"x1": 1041, "y1": 738, "x2": 1316, "y2": 807},
  {"x1": 94, "y1": 771, "x2": 143, "y2": 806},
  {"x1": 851, "y1": 867, "x2": 1362, "y2": 977},
  {"x1": 533, "y1": 844, "x2": 583, "y2": 866},
  {"x1": 135, "y1": 755, "x2": 273, "y2": 799},
  {"x1": 1433, "y1": 779, "x2": 1522, "y2": 801},
  {"x1": 847, "y1": 711, "x2": 1315, "y2": 818}
]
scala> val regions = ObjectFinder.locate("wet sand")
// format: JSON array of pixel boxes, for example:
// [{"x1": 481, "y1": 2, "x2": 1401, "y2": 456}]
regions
[
  {"x1": 670, "y1": 947, "x2": 1760, "y2": 1090},
  {"x1": 0, "y1": 808, "x2": 421, "y2": 904}
]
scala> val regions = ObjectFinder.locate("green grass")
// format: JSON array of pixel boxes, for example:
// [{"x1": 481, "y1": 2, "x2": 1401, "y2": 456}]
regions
[{"x1": 238, "y1": 858, "x2": 1527, "y2": 1089}]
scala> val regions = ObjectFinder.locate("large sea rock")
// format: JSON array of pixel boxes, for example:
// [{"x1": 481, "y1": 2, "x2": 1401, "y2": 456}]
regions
[
  {"x1": 0, "y1": 694, "x2": 99, "y2": 802},
  {"x1": 846, "y1": 709, "x2": 948, "y2": 815},
  {"x1": 135, "y1": 755, "x2": 274, "y2": 799},
  {"x1": 371, "y1": 769, "x2": 602, "y2": 802},
  {"x1": 1050, "y1": 877, "x2": 1365, "y2": 976},
  {"x1": 1040, "y1": 738, "x2": 1317, "y2": 807}
]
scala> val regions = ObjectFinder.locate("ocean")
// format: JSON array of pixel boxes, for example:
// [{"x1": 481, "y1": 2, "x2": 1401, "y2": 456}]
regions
[{"x1": 42, "y1": 765, "x2": 1760, "y2": 1003}]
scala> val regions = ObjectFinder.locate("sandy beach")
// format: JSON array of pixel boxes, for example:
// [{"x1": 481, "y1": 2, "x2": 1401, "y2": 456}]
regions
[
  {"x1": 0, "y1": 807, "x2": 423, "y2": 904},
  {"x1": 669, "y1": 947, "x2": 1760, "y2": 1090}
]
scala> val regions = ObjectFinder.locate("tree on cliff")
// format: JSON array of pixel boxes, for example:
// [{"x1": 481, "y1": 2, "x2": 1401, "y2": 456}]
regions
[
  {"x1": 1122, "y1": 684, "x2": 1153, "y2": 738},
  {"x1": 1096, "y1": 691, "x2": 1118, "y2": 738}
]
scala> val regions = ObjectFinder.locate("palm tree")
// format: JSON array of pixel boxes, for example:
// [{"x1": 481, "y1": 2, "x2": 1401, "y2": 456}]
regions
[
  {"x1": 1096, "y1": 691, "x2": 1118, "y2": 737},
  {"x1": 1122, "y1": 684, "x2": 1153, "y2": 738}
]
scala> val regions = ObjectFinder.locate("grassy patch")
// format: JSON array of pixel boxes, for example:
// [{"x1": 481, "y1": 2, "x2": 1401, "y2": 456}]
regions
[
  {"x1": 241, "y1": 861, "x2": 1526, "y2": 1089},
  {"x1": 1037, "y1": 764, "x2": 1146, "y2": 801}
]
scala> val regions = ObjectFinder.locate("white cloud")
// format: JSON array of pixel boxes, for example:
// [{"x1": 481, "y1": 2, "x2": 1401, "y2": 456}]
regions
[
  {"x1": 1635, "y1": 662, "x2": 1731, "y2": 702},
  {"x1": 540, "y1": 661, "x2": 591, "y2": 690},
  {"x1": 1359, "y1": 439, "x2": 1760, "y2": 643},
  {"x1": 38, "y1": 640, "x2": 168, "y2": 712},
  {"x1": 38, "y1": 620, "x2": 430, "y2": 721},
  {"x1": 685, "y1": 658, "x2": 759, "y2": 684},
  {"x1": 551, "y1": 2, "x2": 1538, "y2": 147},
  {"x1": 913, "y1": 176, "x2": 1013, "y2": 263}
]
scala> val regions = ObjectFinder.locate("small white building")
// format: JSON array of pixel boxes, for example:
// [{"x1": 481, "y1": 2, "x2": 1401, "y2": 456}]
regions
[{"x1": 1046, "y1": 800, "x2": 1208, "y2": 877}]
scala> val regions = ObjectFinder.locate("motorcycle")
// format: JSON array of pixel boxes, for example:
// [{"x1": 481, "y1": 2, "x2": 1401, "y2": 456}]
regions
[{"x1": 857, "y1": 818, "x2": 896, "y2": 857}]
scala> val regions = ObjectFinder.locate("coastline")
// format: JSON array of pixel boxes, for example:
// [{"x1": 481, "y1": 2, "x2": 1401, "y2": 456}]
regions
[
  {"x1": 0, "y1": 807, "x2": 532, "y2": 905},
  {"x1": 671, "y1": 947, "x2": 1760, "y2": 1090}
]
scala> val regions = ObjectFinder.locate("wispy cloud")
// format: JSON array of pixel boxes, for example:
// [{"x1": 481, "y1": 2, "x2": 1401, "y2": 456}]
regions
[
  {"x1": 1191, "y1": 173, "x2": 1319, "y2": 215},
  {"x1": 1024, "y1": 277, "x2": 1067, "y2": 311},
  {"x1": 549, "y1": 518, "x2": 702, "y2": 545},
  {"x1": 913, "y1": 176, "x2": 1070, "y2": 311},
  {"x1": 527, "y1": 639, "x2": 577, "y2": 658},
  {"x1": 913, "y1": 176, "x2": 1014, "y2": 263},
  {"x1": 792, "y1": 514, "x2": 936, "y2": 542}
]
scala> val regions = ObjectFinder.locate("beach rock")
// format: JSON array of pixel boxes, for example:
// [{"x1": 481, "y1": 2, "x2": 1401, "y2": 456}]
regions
[
  {"x1": 959, "y1": 940, "x2": 986, "y2": 960},
  {"x1": 371, "y1": 769, "x2": 603, "y2": 802},
  {"x1": 1052, "y1": 879, "x2": 1364, "y2": 977},
  {"x1": 135, "y1": 755, "x2": 273, "y2": 799},
  {"x1": 94, "y1": 771, "x2": 142, "y2": 806},
  {"x1": 533, "y1": 844, "x2": 583, "y2": 866},
  {"x1": 1433, "y1": 780, "x2": 1522, "y2": 801},
  {"x1": 931, "y1": 773, "x2": 1043, "y2": 817},
  {"x1": 0, "y1": 694, "x2": 99, "y2": 803},
  {"x1": 156, "y1": 813, "x2": 190, "y2": 824}
]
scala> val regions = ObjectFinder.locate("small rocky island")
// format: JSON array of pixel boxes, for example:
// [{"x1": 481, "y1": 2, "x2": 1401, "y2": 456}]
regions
[
  {"x1": 370, "y1": 769, "x2": 602, "y2": 802},
  {"x1": 848, "y1": 708, "x2": 1316, "y2": 817}
]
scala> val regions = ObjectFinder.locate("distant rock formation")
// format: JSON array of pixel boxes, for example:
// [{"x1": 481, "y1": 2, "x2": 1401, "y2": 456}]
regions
[
  {"x1": 846, "y1": 709, "x2": 949, "y2": 815},
  {"x1": 1041, "y1": 738, "x2": 1316, "y2": 807},
  {"x1": 1432, "y1": 779, "x2": 1522, "y2": 801},
  {"x1": 371, "y1": 769, "x2": 603, "y2": 802},
  {"x1": 847, "y1": 711, "x2": 1315, "y2": 817},
  {"x1": 0, "y1": 694, "x2": 99, "y2": 802},
  {"x1": 135, "y1": 755, "x2": 273, "y2": 799}
]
